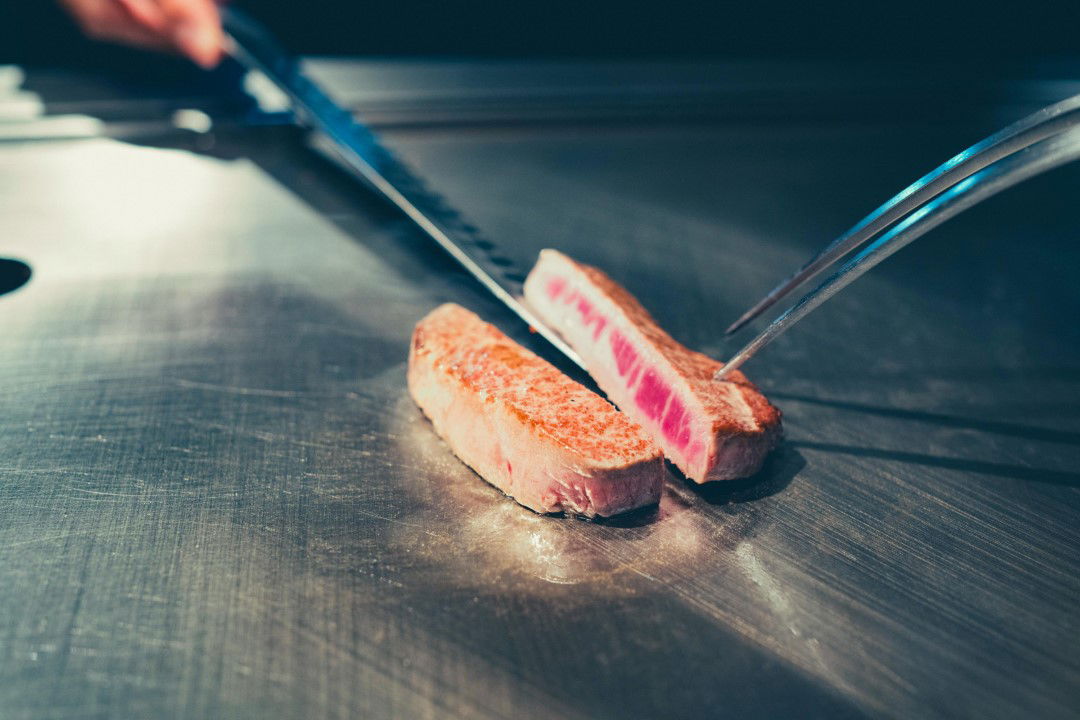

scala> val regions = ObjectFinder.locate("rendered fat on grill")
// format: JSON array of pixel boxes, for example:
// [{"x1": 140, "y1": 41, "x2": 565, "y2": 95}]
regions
[
  {"x1": 524, "y1": 250, "x2": 782, "y2": 483},
  {"x1": 407, "y1": 303, "x2": 664, "y2": 518}
]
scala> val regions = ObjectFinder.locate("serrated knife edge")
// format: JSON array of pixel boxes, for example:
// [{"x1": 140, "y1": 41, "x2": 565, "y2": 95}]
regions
[{"x1": 222, "y1": 8, "x2": 585, "y2": 370}]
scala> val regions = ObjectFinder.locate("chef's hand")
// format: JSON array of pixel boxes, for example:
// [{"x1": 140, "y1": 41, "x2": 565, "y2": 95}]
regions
[{"x1": 58, "y1": 0, "x2": 224, "y2": 68}]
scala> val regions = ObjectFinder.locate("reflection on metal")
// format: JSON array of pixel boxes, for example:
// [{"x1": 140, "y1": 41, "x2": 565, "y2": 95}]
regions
[
  {"x1": 0, "y1": 65, "x2": 44, "y2": 122},
  {"x1": 1, "y1": 59, "x2": 1078, "y2": 720},
  {"x1": 171, "y1": 109, "x2": 214, "y2": 134},
  {"x1": 241, "y1": 68, "x2": 292, "y2": 113}
]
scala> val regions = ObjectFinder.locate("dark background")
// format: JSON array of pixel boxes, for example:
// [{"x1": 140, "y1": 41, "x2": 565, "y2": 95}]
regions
[{"x1": 5, "y1": 0, "x2": 1079, "y2": 67}]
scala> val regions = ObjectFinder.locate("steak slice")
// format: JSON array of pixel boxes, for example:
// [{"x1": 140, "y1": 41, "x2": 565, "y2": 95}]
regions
[
  {"x1": 524, "y1": 250, "x2": 781, "y2": 483},
  {"x1": 407, "y1": 303, "x2": 664, "y2": 518}
]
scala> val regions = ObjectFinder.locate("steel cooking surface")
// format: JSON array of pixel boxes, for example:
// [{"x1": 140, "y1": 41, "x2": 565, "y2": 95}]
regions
[{"x1": 0, "y1": 61, "x2": 1077, "y2": 719}]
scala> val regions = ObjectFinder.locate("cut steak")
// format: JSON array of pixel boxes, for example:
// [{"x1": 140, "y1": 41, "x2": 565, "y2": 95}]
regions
[
  {"x1": 524, "y1": 249, "x2": 782, "y2": 483},
  {"x1": 407, "y1": 303, "x2": 664, "y2": 517}
]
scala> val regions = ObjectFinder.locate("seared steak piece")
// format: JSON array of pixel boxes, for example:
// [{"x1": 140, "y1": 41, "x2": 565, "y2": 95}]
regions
[
  {"x1": 408, "y1": 303, "x2": 664, "y2": 517},
  {"x1": 524, "y1": 250, "x2": 781, "y2": 483}
]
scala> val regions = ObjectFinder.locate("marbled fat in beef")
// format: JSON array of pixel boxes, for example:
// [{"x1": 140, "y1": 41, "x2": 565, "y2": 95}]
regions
[{"x1": 524, "y1": 250, "x2": 781, "y2": 483}]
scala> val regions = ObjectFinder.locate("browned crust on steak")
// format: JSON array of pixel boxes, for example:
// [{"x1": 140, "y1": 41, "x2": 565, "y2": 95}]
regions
[
  {"x1": 407, "y1": 304, "x2": 664, "y2": 517},
  {"x1": 410, "y1": 304, "x2": 658, "y2": 467}
]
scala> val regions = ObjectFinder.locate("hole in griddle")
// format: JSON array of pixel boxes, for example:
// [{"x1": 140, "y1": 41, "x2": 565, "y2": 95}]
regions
[
  {"x1": 0, "y1": 259, "x2": 31, "y2": 297},
  {"x1": 488, "y1": 256, "x2": 514, "y2": 267},
  {"x1": 472, "y1": 239, "x2": 496, "y2": 250},
  {"x1": 503, "y1": 272, "x2": 526, "y2": 284}
]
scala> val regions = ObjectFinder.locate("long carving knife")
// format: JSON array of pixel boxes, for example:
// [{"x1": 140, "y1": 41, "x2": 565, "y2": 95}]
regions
[{"x1": 221, "y1": 8, "x2": 584, "y2": 369}]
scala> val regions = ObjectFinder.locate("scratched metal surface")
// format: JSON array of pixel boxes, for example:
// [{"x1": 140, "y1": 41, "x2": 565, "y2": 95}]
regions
[{"x1": 0, "y1": 61, "x2": 1079, "y2": 719}]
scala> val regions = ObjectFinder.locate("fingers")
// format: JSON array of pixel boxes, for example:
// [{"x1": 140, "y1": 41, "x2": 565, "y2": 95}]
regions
[
  {"x1": 60, "y1": 0, "x2": 170, "y2": 51},
  {"x1": 59, "y1": 0, "x2": 224, "y2": 68},
  {"x1": 156, "y1": 0, "x2": 224, "y2": 68},
  {"x1": 114, "y1": 0, "x2": 170, "y2": 33}
]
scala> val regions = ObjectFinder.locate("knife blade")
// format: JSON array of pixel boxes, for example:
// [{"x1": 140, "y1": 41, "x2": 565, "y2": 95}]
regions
[{"x1": 220, "y1": 8, "x2": 584, "y2": 370}]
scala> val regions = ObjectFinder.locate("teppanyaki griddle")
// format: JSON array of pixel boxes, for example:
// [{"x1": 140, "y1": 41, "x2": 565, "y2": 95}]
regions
[{"x1": 0, "y1": 59, "x2": 1078, "y2": 719}]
